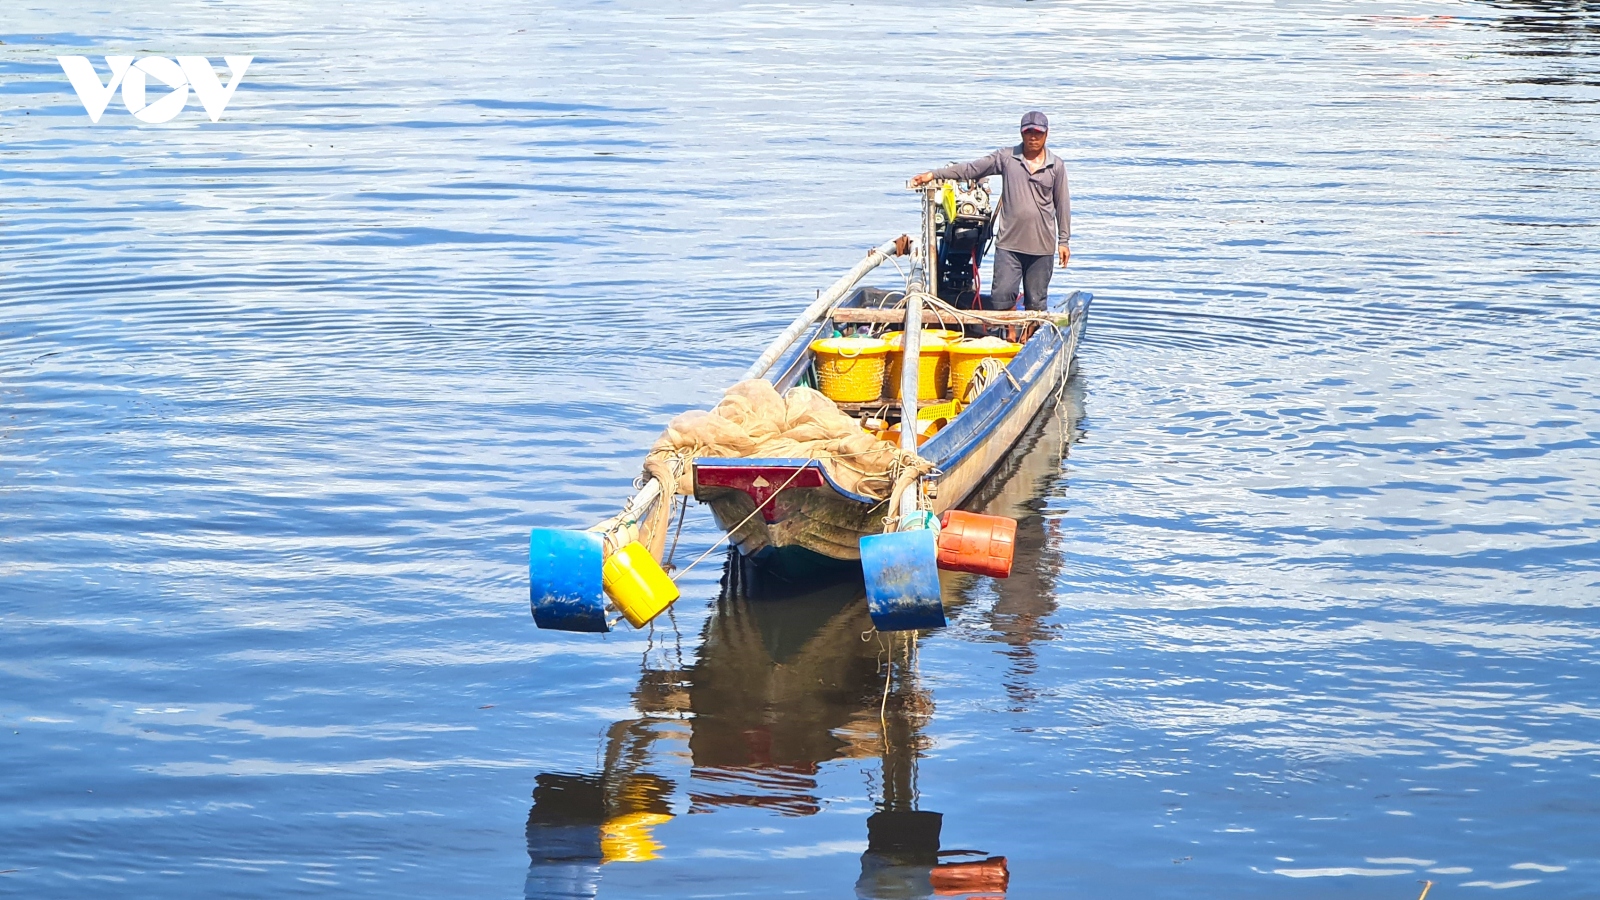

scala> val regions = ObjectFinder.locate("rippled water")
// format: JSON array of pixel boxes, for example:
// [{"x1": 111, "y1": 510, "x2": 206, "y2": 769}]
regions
[{"x1": 3, "y1": 1, "x2": 1598, "y2": 897}]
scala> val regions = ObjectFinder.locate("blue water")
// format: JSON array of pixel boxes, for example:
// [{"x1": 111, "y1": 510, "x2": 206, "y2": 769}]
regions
[{"x1": 2, "y1": 1, "x2": 1598, "y2": 897}]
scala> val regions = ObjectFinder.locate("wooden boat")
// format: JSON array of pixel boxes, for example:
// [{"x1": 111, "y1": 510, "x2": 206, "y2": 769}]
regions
[{"x1": 530, "y1": 181, "x2": 1091, "y2": 634}]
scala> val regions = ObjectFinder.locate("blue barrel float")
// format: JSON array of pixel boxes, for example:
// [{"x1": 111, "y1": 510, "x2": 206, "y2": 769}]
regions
[
  {"x1": 529, "y1": 529, "x2": 609, "y2": 633},
  {"x1": 859, "y1": 528, "x2": 946, "y2": 632}
]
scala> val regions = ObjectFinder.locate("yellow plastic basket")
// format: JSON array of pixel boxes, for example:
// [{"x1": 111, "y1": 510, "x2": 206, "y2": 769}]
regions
[
  {"x1": 948, "y1": 338, "x2": 1021, "y2": 402},
  {"x1": 917, "y1": 399, "x2": 957, "y2": 426},
  {"x1": 810, "y1": 337, "x2": 889, "y2": 403},
  {"x1": 877, "y1": 399, "x2": 956, "y2": 447},
  {"x1": 884, "y1": 330, "x2": 960, "y2": 401}
]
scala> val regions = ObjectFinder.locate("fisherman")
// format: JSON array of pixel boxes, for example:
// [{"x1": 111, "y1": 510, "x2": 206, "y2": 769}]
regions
[{"x1": 911, "y1": 110, "x2": 1070, "y2": 312}]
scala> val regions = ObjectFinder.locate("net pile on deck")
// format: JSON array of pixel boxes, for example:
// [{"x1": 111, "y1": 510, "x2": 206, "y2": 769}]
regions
[{"x1": 645, "y1": 379, "x2": 933, "y2": 504}]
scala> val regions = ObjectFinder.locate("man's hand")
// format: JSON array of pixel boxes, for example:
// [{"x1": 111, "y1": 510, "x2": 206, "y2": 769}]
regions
[
  {"x1": 910, "y1": 172, "x2": 934, "y2": 188},
  {"x1": 1058, "y1": 244, "x2": 1071, "y2": 267}
]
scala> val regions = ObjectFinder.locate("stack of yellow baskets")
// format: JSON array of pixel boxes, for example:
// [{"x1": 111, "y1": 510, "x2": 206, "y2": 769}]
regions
[{"x1": 812, "y1": 330, "x2": 1025, "y2": 444}]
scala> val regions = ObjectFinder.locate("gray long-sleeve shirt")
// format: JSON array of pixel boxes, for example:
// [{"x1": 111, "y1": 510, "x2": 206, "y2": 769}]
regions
[{"x1": 930, "y1": 145, "x2": 1070, "y2": 256}]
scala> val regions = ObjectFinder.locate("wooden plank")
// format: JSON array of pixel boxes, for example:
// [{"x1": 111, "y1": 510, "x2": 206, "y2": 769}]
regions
[
  {"x1": 829, "y1": 308, "x2": 1068, "y2": 325},
  {"x1": 831, "y1": 398, "x2": 907, "y2": 414}
]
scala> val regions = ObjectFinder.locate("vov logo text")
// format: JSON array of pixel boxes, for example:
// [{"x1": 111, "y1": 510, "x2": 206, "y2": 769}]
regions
[{"x1": 59, "y1": 56, "x2": 252, "y2": 123}]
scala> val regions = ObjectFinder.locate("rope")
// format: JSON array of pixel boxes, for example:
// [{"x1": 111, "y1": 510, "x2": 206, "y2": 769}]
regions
[
  {"x1": 669, "y1": 461, "x2": 814, "y2": 581},
  {"x1": 663, "y1": 495, "x2": 688, "y2": 569},
  {"x1": 878, "y1": 632, "x2": 893, "y2": 743}
]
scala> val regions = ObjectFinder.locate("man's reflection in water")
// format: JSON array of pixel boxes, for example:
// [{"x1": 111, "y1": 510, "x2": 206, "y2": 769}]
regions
[
  {"x1": 855, "y1": 388, "x2": 1081, "y2": 898},
  {"x1": 855, "y1": 652, "x2": 1010, "y2": 900},
  {"x1": 526, "y1": 389, "x2": 1083, "y2": 898}
]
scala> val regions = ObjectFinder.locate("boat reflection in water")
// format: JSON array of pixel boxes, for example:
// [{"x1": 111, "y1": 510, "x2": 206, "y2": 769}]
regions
[
  {"x1": 952, "y1": 377, "x2": 1083, "y2": 714},
  {"x1": 526, "y1": 386, "x2": 1083, "y2": 899}
]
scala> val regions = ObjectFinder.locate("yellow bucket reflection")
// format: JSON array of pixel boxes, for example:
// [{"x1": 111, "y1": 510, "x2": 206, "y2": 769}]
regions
[{"x1": 601, "y1": 811, "x2": 673, "y2": 863}]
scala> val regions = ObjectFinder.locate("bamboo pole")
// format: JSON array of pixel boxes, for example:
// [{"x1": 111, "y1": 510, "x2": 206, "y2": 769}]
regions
[
  {"x1": 922, "y1": 186, "x2": 938, "y2": 303},
  {"x1": 612, "y1": 235, "x2": 906, "y2": 559},
  {"x1": 895, "y1": 185, "x2": 939, "y2": 522},
  {"x1": 897, "y1": 294, "x2": 923, "y2": 520},
  {"x1": 742, "y1": 236, "x2": 910, "y2": 382}
]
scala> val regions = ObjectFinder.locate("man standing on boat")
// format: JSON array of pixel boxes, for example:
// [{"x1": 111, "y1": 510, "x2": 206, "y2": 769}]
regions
[{"x1": 910, "y1": 110, "x2": 1070, "y2": 312}]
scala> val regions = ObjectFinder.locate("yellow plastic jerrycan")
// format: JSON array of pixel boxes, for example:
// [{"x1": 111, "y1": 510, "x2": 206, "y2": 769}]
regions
[{"x1": 602, "y1": 540, "x2": 679, "y2": 628}]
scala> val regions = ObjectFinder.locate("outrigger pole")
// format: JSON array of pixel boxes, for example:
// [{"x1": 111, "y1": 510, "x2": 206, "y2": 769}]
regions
[{"x1": 744, "y1": 235, "x2": 912, "y2": 382}]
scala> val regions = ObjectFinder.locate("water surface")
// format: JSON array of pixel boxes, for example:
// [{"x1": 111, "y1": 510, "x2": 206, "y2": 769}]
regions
[{"x1": 2, "y1": 1, "x2": 1597, "y2": 897}]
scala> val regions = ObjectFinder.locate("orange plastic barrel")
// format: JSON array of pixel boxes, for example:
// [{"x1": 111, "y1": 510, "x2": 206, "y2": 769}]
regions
[
  {"x1": 879, "y1": 422, "x2": 935, "y2": 447},
  {"x1": 930, "y1": 857, "x2": 1010, "y2": 895},
  {"x1": 936, "y1": 510, "x2": 1016, "y2": 578},
  {"x1": 884, "y1": 330, "x2": 960, "y2": 401},
  {"x1": 947, "y1": 337, "x2": 1021, "y2": 403}
]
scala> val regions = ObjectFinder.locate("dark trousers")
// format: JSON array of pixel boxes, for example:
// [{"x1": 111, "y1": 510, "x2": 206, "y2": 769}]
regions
[{"x1": 988, "y1": 248, "x2": 1052, "y2": 312}]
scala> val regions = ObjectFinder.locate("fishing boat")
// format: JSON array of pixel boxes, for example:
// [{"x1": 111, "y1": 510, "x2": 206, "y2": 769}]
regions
[{"x1": 530, "y1": 180, "x2": 1091, "y2": 634}]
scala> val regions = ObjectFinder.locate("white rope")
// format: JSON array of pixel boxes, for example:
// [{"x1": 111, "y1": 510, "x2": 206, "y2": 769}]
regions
[{"x1": 668, "y1": 462, "x2": 813, "y2": 581}]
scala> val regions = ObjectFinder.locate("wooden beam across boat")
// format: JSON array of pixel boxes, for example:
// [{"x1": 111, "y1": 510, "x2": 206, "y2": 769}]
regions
[{"x1": 828, "y1": 308, "x2": 1070, "y2": 325}]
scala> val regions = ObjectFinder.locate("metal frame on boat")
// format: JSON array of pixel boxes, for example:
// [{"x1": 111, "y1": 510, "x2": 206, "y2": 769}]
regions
[{"x1": 531, "y1": 182, "x2": 1091, "y2": 635}]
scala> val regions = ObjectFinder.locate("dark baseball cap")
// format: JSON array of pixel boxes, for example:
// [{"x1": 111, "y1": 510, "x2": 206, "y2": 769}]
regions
[{"x1": 1020, "y1": 110, "x2": 1048, "y2": 133}]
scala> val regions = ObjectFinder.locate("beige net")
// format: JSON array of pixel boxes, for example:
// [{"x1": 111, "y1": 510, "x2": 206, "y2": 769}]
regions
[{"x1": 645, "y1": 379, "x2": 933, "y2": 502}]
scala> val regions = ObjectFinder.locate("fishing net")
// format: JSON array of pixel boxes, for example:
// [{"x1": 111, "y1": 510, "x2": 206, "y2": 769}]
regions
[{"x1": 645, "y1": 379, "x2": 933, "y2": 502}]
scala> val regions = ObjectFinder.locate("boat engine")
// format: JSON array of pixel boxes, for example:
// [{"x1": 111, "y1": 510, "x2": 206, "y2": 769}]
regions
[{"x1": 932, "y1": 178, "x2": 996, "y2": 309}]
